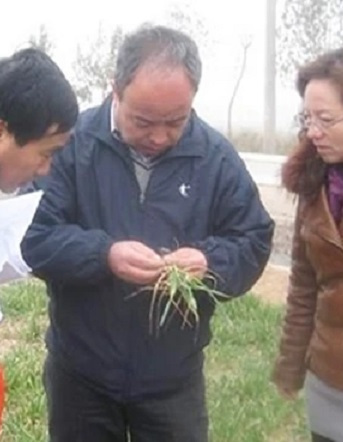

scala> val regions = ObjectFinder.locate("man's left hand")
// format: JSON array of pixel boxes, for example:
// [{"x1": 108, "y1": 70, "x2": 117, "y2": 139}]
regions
[{"x1": 163, "y1": 247, "x2": 208, "y2": 278}]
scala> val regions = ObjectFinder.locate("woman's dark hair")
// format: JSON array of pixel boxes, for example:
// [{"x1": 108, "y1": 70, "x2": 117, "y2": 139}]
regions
[{"x1": 282, "y1": 48, "x2": 343, "y2": 199}]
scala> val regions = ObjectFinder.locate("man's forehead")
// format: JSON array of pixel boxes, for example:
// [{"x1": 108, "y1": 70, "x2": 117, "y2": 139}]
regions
[{"x1": 130, "y1": 105, "x2": 190, "y2": 121}]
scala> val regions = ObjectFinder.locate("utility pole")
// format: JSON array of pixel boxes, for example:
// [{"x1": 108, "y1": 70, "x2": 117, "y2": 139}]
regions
[
  {"x1": 263, "y1": 0, "x2": 276, "y2": 153},
  {"x1": 227, "y1": 36, "x2": 252, "y2": 138}
]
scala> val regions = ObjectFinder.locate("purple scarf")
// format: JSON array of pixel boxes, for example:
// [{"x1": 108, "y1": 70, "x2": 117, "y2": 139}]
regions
[{"x1": 327, "y1": 165, "x2": 343, "y2": 224}]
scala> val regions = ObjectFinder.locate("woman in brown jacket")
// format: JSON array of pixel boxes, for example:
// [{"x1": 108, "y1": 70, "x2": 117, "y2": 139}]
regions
[{"x1": 272, "y1": 48, "x2": 343, "y2": 442}]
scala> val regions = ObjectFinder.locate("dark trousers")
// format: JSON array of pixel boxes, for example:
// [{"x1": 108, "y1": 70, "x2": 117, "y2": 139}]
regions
[
  {"x1": 43, "y1": 355, "x2": 208, "y2": 442},
  {"x1": 311, "y1": 432, "x2": 335, "y2": 442}
]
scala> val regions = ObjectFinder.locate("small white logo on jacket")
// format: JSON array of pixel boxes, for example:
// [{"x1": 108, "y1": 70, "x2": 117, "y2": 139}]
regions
[{"x1": 179, "y1": 183, "x2": 191, "y2": 197}]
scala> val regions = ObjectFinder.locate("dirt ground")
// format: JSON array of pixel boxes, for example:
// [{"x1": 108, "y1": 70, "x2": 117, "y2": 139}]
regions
[
  {"x1": 251, "y1": 184, "x2": 293, "y2": 304},
  {"x1": 252, "y1": 264, "x2": 289, "y2": 304}
]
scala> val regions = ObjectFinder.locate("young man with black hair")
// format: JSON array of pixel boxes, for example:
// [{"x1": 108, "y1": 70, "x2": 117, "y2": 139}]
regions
[
  {"x1": 0, "y1": 47, "x2": 78, "y2": 193},
  {"x1": 0, "y1": 47, "x2": 78, "y2": 428}
]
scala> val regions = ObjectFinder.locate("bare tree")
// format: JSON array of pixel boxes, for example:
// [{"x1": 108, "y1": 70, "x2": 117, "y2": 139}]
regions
[
  {"x1": 277, "y1": 0, "x2": 343, "y2": 86},
  {"x1": 263, "y1": 0, "x2": 276, "y2": 153},
  {"x1": 227, "y1": 35, "x2": 252, "y2": 138},
  {"x1": 28, "y1": 24, "x2": 54, "y2": 55},
  {"x1": 72, "y1": 24, "x2": 124, "y2": 105},
  {"x1": 164, "y1": 2, "x2": 209, "y2": 47}
]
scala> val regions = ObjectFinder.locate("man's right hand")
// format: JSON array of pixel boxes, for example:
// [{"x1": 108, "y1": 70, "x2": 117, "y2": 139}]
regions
[
  {"x1": 275, "y1": 383, "x2": 299, "y2": 400},
  {"x1": 107, "y1": 241, "x2": 164, "y2": 285}
]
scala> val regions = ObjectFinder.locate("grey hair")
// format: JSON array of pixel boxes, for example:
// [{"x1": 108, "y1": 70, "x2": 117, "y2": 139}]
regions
[{"x1": 114, "y1": 24, "x2": 202, "y2": 97}]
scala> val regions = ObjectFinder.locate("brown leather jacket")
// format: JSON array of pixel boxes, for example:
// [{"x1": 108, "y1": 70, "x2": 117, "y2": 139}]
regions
[{"x1": 273, "y1": 186, "x2": 343, "y2": 391}]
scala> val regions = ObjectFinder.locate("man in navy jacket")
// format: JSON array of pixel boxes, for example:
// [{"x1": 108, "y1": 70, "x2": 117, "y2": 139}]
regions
[{"x1": 22, "y1": 25, "x2": 274, "y2": 442}]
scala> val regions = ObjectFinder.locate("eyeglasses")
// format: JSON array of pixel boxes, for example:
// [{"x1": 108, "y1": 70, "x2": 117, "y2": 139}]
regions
[{"x1": 297, "y1": 112, "x2": 343, "y2": 131}]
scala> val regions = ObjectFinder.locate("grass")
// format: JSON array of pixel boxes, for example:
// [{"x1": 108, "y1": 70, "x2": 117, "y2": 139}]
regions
[
  {"x1": 139, "y1": 265, "x2": 228, "y2": 334},
  {"x1": 0, "y1": 279, "x2": 308, "y2": 441},
  {"x1": 206, "y1": 297, "x2": 307, "y2": 442}
]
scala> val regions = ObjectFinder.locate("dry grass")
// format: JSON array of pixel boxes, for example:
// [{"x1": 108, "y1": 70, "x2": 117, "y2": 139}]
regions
[{"x1": 230, "y1": 129, "x2": 297, "y2": 155}]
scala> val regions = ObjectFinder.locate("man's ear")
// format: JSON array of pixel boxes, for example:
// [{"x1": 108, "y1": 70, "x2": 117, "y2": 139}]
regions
[
  {"x1": 0, "y1": 119, "x2": 12, "y2": 141},
  {"x1": 112, "y1": 90, "x2": 118, "y2": 102},
  {"x1": 112, "y1": 80, "x2": 122, "y2": 103},
  {"x1": 0, "y1": 121, "x2": 14, "y2": 151},
  {"x1": 0, "y1": 120, "x2": 7, "y2": 139},
  {"x1": 0, "y1": 120, "x2": 12, "y2": 156}
]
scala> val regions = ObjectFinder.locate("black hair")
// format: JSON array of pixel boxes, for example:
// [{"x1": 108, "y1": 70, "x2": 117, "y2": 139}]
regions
[{"x1": 0, "y1": 48, "x2": 78, "y2": 145}]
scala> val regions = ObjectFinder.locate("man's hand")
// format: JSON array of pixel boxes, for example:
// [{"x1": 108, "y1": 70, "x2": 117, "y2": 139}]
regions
[
  {"x1": 108, "y1": 241, "x2": 164, "y2": 285},
  {"x1": 275, "y1": 383, "x2": 299, "y2": 400},
  {"x1": 163, "y1": 247, "x2": 208, "y2": 278}
]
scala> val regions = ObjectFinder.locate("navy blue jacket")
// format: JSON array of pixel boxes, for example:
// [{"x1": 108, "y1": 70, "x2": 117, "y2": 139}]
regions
[{"x1": 22, "y1": 98, "x2": 274, "y2": 400}]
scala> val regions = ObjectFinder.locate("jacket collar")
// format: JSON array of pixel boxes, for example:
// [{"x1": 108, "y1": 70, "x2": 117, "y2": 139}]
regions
[{"x1": 304, "y1": 187, "x2": 343, "y2": 247}]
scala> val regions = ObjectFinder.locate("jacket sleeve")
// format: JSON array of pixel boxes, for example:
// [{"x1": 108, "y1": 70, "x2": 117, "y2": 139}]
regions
[
  {"x1": 21, "y1": 136, "x2": 114, "y2": 285},
  {"x1": 272, "y1": 199, "x2": 317, "y2": 391},
  {"x1": 192, "y1": 152, "x2": 274, "y2": 296}
]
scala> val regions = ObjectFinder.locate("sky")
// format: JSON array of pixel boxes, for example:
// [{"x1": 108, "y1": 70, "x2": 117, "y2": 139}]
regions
[{"x1": 0, "y1": 0, "x2": 300, "y2": 135}]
